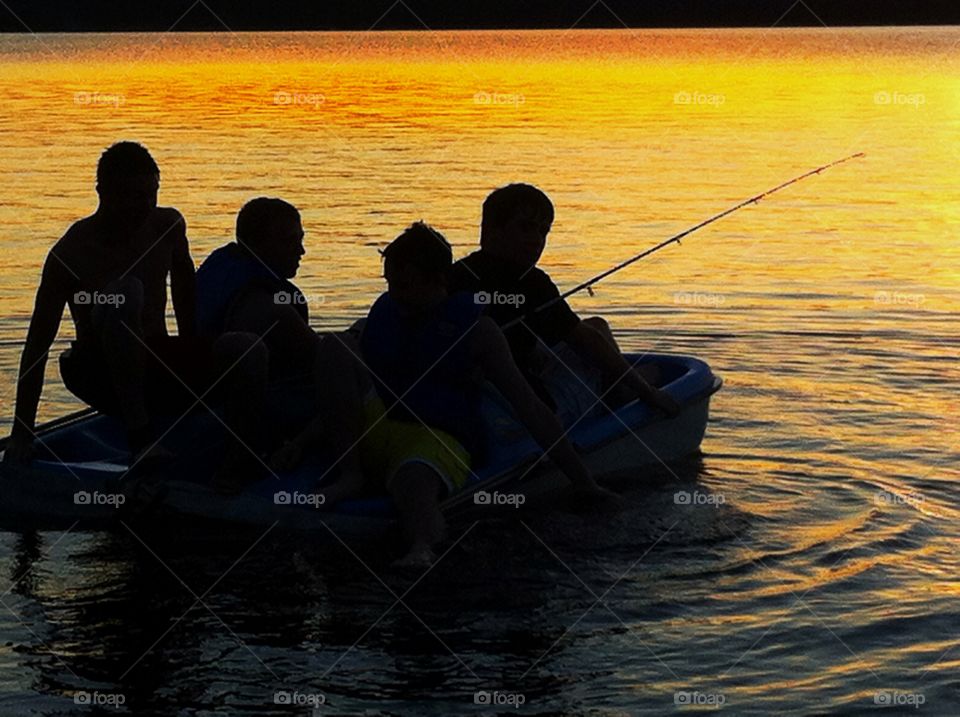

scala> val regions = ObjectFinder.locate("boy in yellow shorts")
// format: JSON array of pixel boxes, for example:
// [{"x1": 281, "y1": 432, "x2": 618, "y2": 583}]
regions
[
  {"x1": 359, "y1": 222, "x2": 615, "y2": 567},
  {"x1": 272, "y1": 222, "x2": 615, "y2": 567}
]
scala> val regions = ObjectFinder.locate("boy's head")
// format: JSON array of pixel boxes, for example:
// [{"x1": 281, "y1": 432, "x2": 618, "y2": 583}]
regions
[
  {"x1": 480, "y1": 183, "x2": 554, "y2": 269},
  {"x1": 236, "y1": 197, "x2": 304, "y2": 279},
  {"x1": 96, "y1": 141, "x2": 160, "y2": 228},
  {"x1": 382, "y1": 221, "x2": 452, "y2": 309}
]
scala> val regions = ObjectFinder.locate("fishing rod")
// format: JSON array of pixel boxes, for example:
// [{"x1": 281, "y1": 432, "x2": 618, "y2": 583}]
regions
[{"x1": 503, "y1": 152, "x2": 865, "y2": 329}]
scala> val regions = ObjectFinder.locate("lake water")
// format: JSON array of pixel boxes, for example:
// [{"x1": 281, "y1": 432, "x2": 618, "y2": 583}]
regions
[{"x1": 0, "y1": 28, "x2": 958, "y2": 715}]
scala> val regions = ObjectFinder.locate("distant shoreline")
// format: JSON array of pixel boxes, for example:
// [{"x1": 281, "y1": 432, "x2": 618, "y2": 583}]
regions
[
  {"x1": 2, "y1": 0, "x2": 957, "y2": 32},
  {"x1": 1, "y1": 24, "x2": 959, "y2": 34}
]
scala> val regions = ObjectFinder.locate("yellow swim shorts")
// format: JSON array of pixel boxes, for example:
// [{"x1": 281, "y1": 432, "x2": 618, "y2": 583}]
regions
[{"x1": 359, "y1": 392, "x2": 471, "y2": 495}]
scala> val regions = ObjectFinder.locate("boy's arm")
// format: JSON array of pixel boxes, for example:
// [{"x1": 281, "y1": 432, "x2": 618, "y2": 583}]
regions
[
  {"x1": 472, "y1": 317, "x2": 609, "y2": 496},
  {"x1": 6, "y1": 253, "x2": 72, "y2": 463},
  {"x1": 229, "y1": 289, "x2": 321, "y2": 354},
  {"x1": 166, "y1": 210, "x2": 197, "y2": 338}
]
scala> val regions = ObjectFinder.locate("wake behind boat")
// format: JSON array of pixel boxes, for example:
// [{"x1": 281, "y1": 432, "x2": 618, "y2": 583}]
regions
[{"x1": 0, "y1": 353, "x2": 720, "y2": 535}]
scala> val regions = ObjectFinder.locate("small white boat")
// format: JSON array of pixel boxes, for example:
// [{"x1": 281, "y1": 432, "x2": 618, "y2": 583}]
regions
[{"x1": 0, "y1": 353, "x2": 721, "y2": 536}]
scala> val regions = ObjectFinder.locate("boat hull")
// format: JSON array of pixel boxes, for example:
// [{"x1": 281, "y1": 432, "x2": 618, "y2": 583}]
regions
[{"x1": 0, "y1": 353, "x2": 721, "y2": 536}]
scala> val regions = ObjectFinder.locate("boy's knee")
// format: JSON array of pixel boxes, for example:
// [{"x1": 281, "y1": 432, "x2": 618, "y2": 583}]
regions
[
  {"x1": 316, "y1": 333, "x2": 362, "y2": 374},
  {"x1": 334, "y1": 328, "x2": 361, "y2": 354},
  {"x1": 582, "y1": 316, "x2": 610, "y2": 333},
  {"x1": 214, "y1": 332, "x2": 268, "y2": 375}
]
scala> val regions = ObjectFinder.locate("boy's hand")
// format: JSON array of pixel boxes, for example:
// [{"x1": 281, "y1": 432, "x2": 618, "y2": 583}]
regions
[
  {"x1": 270, "y1": 440, "x2": 303, "y2": 473},
  {"x1": 570, "y1": 483, "x2": 625, "y2": 512},
  {"x1": 2, "y1": 434, "x2": 34, "y2": 467}
]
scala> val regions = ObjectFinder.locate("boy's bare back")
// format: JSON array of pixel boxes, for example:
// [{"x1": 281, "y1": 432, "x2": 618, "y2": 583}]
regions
[{"x1": 48, "y1": 206, "x2": 189, "y2": 342}]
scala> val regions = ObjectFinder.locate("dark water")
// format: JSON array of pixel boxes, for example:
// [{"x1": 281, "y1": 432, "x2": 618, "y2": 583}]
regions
[{"x1": 0, "y1": 474, "x2": 754, "y2": 716}]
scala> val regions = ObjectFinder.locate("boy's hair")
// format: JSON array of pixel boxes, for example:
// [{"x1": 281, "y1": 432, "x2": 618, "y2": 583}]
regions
[
  {"x1": 96, "y1": 141, "x2": 159, "y2": 188},
  {"x1": 480, "y1": 183, "x2": 554, "y2": 245},
  {"x1": 382, "y1": 221, "x2": 452, "y2": 279},
  {"x1": 236, "y1": 197, "x2": 300, "y2": 247}
]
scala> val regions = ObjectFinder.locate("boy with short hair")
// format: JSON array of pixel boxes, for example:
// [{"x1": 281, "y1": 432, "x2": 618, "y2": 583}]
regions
[
  {"x1": 196, "y1": 197, "x2": 368, "y2": 495},
  {"x1": 358, "y1": 221, "x2": 616, "y2": 567},
  {"x1": 6, "y1": 142, "x2": 269, "y2": 478},
  {"x1": 449, "y1": 183, "x2": 679, "y2": 426}
]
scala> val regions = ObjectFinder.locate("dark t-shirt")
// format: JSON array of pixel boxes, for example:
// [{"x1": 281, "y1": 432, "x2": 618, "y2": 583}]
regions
[{"x1": 448, "y1": 250, "x2": 580, "y2": 379}]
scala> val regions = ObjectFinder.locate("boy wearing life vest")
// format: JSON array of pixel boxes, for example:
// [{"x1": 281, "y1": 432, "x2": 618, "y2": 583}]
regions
[
  {"x1": 196, "y1": 197, "x2": 369, "y2": 496},
  {"x1": 448, "y1": 183, "x2": 679, "y2": 426},
  {"x1": 358, "y1": 222, "x2": 617, "y2": 567}
]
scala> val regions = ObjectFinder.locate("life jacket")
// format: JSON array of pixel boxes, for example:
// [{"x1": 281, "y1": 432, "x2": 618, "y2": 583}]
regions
[
  {"x1": 196, "y1": 243, "x2": 307, "y2": 337},
  {"x1": 361, "y1": 291, "x2": 485, "y2": 459}
]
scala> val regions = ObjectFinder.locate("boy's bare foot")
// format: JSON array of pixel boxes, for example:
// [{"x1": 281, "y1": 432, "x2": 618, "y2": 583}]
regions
[
  {"x1": 391, "y1": 543, "x2": 437, "y2": 570},
  {"x1": 269, "y1": 440, "x2": 303, "y2": 473},
  {"x1": 123, "y1": 442, "x2": 175, "y2": 482},
  {"x1": 2, "y1": 434, "x2": 34, "y2": 467},
  {"x1": 120, "y1": 472, "x2": 169, "y2": 514},
  {"x1": 131, "y1": 442, "x2": 174, "y2": 464}
]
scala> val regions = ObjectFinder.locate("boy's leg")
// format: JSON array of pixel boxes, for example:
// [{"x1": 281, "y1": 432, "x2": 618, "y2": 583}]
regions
[
  {"x1": 310, "y1": 334, "x2": 370, "y2": 487},
  {"x1": 582, "y1": 315, "x2": 618, "y2": 349},
  {"x1": 89, "y1": 276, "x2": 150, "y2": 450},
  {"x1": 388, "y1": 463, "x2": 446, "y2": 565},
  {"x1": 210, "y1": 332, "x2": 270, "y2": 487},
  {"x1": 581, "y1": 315, "x2": 662, "y2": 392},
  {"x1": 253, "y1": 332, "x2": 371, "y2": 500}
]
